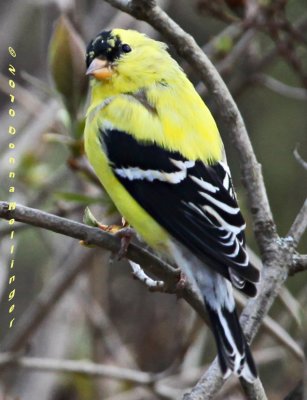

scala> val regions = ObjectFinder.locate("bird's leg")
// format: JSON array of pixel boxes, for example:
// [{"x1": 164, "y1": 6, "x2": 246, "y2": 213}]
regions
[
  {"x1": 176, "y1": 271, "x2": 187, "y2": 291},
  {"x1": 114, "y1": 226, "x2": 135, "y2": 260},
  {"x1": 176, "y1": 271, "x2": 188, "y2": 298},
  {"x1": 82, "y1": 209, "x2": 135, "y2": 257},
  {"x1": 98, "y1": 217, "x2": 136, "y2": 260}
]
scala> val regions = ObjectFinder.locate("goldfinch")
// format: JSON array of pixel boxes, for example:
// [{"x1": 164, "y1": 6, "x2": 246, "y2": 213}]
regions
[{"x1": 84, "y1": 29, "x2": 259, "y2": 382}]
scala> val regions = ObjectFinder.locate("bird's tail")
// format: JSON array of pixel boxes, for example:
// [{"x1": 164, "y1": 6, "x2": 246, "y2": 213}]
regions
[
  {"x1": 168, "y1": 242, "x2": 257, "y2": 382},
  {"x1": 204, "y1": 297, "x2": 257, "y2": 383}
]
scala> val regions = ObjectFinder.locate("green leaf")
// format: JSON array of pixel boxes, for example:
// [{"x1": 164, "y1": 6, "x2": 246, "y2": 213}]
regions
[
  {"x1": 54, "y1": 192, "x2": 102, "y2": 205},
  {"x1": 83, "y1": 206, "x2": 100, "y2": 227},
  {"x1": 48, "y1": 15, "x2": 88, "y2": 120}
]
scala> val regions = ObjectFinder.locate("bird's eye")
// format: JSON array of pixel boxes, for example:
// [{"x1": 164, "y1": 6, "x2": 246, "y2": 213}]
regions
[{"x1": 122, "y1": 44, "x2": 132, "y2": 53}]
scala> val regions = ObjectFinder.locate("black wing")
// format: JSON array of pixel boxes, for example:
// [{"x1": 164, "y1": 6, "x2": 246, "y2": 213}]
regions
[{"x1": 101, "y1": 128, "x2": 259, "y2": 294}]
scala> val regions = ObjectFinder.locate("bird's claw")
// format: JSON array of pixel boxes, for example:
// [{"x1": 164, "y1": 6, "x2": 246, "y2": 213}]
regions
[
  {"x1": 97, "y1": 217, "x2": 129, "y2": 234},
  {"x1": 115, "y1": 227, "x2": 135, "y2": 260},
  {"x1": 97, "y1": 219, "x2": 135, "y2": 260},
  {"x1": 175, "y1": 272, "x2": 187, "y2": 296},
  {"x1": 98, "y1": 223, "x2": 123, "y2": 234}
]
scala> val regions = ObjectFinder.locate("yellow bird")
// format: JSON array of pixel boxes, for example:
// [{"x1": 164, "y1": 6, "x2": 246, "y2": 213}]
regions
[{"x1": 84, "y1": 28, "x2": 259, "y2": 382}]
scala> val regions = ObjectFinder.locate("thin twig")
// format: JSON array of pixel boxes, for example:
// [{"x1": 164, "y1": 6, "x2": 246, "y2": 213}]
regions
[
  {"x1": 290, "y1": 254, "x2": 307, "y2": 275},
  {"x1": 77, "y1": 279, "x2": 138, "y2": 368},
  {"x1": 255, "y1": 74, "x2": 307, "y2": 100},
  {"x1": 0, "y1": 201, "x2": 209, "y2": 327},
  {"x1": 287, "y1": 199, "x2": 307, "y2": 247},
  {"x1": 294, "y1": 145, "x2": 307, "y2": 171},
  {"x1": 246, "y1": 246, "x2": 303, "y2": 326},
  {"x1": 278, "y1": 287, "x2": 302, "y2": 326},
  {"x1": 0, "y1": 73, "x2": 43, "y2": 115},
  {"x1": 0, "y1": 353, "x2": 156, "y2": 384},
  {"x1": 0, "y1": 245, "x2": 95, "y2": 352}
]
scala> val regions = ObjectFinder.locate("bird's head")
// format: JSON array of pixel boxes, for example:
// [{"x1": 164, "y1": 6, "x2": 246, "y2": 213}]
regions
[{"x1": 86, "y1": 29, "x2": 174, "y2": 92}]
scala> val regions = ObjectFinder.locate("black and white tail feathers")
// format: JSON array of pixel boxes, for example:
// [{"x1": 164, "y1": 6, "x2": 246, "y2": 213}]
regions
[
  {"x1": 204, "y1": 292, "x2": 257, "y2": 383},
  {"x1": 169, "y1": 242, "x2": 258, "y2": 383}
]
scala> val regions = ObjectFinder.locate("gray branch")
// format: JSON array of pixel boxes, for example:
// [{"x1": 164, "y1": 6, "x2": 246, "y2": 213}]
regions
[
  {"x1": 294, "y1": 146, "x2": 307, "y2": 171},
  {"x1": 255, "y1": 74, "x2": 307, "y2": 101},
  {"x1": 0, "y1": 201, "x2": 178, "y2": 281},
  {"x1": 0, "y1": 201, "x2": 208, "y2": 327},
  {"x1": 290, "y1": 254, "x2": 307, "y2": 275},
  {"x1": 0, "y1": 353, "x2": 156, "y2": 384},
  {"x1": 287, "y1": 199, "x2": 307, "y2": 247}
]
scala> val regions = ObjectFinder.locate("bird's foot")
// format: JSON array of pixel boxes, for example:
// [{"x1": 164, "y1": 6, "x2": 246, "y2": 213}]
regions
[
  {"x1": 114, "y1": 226, "x2": 136, "y2": 260},
  {"x1": 97, "y1": 216, "x2": 128, "y2": 234},
  {"x1": 98, "y1": 223, "x2": 122, "y2": 233},
  {"x1": 175, "y1": 272, "x2": 187, "y2": 296},
  {"x1": 97, "y1": 218, "x2": 135, "y2": 260}
]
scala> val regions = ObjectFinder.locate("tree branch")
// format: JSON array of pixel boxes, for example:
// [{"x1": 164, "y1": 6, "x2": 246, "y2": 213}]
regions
[
  {"x1": 0, "y1": 201, "x2": 208, "y2": 328},
  {"x1": 287, "y1": 199, "x2": 307, "y2": 247},
  {"x1": 255, "y1": 74, "x2": 307, "y2": 100},
  {"x1": 0, "y1": 353, "x2": 156, "y2": 384},
  {"x1": 290, "y1": 254, "x2": 307, "y2": 275},
  {"x1": 0, "y1": 201, "x2": 178, "y2": 281},
  {"x1": 294, "y1": 146, "x2": 307, "y2": 171},
  {"x1": 0, "y1": 245, "x2": 95, "y2": 352}
]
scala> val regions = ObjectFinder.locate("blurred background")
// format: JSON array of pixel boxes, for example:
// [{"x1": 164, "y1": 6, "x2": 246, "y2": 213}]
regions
[{"x1": 0, "y1": 0, "x2": 306, "y2": 399}]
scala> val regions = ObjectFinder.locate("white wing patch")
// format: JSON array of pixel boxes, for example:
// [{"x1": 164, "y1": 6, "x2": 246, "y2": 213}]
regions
[
  {"x1": 219, "y1": 161, "x2": 235, "y2": 199},
  {"x1": 115, "y1": 160, "x2": 195, "y2": 183},
  {"x1": 199, "y1": 192, "x2": 240, "y2": 215},
  {"x1": 190, "y1": 175, "x2": 219, "y2": 193},
  {"x1": 203, "y1": 205, "x2": 245, "y2": 236},
  {"x1": 223, "y1": 172, "x2": 230, "y2": 191}
]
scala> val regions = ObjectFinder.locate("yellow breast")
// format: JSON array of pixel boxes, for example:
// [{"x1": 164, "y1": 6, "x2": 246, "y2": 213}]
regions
[{"x1": 84, "y1": 112, "x2": 170, "y2": 251}]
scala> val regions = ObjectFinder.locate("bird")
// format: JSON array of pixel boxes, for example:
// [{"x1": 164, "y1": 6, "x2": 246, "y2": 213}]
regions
[{"x1": 84, "y1": 28, "x2": 260, "y2": 382}]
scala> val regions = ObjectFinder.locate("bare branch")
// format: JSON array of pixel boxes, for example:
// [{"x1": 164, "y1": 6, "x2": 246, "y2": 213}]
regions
[
  {"x1": 278, "y1": 286, "x2": 302, "y2": 325},
  {"x1": 240, "y1": 377, "x2": 269, "y2": 400},
  {"x1": 0, "y1": 201, "x2": 179, "y2": 281},
  {"x1": 0, "y1": 245, "x2": 95, "y2": 352},
  {"x1": 255, "y1": 74, "x2": 307, "y2": 100},
  {"x1": 0, "y1": 73, "x2": 43, "y2": 115},
  {"x1": 294, "y1": 145, "x2": 307, "y2": 171},
  {"x1": 290, "y1": 254, "x2": 307, "y2": 275},
  {"x1": 0, "y1": 201, "x2": 209, "y2": 329},
  {"x1": 182, "y1": 360, "x2": 223, "y2": 400},
  {"x1": 0, "y1": 353, "x2": 156, "y2": 384},
  {"x1": 235, "y1": 292, "x2": 304, "y2": 361},
  {"x1": 218, "y1": 29, "x2": 257, "y2": 75},
  {"x1": 287, "y1": 199, "x2": 307, "y2": 247},
  {"x1": 78, "y1": 283, "x2": 138, "y2": 368}
]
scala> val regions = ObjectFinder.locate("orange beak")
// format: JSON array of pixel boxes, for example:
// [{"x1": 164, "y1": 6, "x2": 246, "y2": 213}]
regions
[{"x1": 86, "y1": 58, "x2": 113, "y2": 80}]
